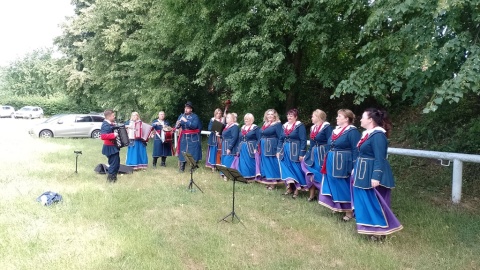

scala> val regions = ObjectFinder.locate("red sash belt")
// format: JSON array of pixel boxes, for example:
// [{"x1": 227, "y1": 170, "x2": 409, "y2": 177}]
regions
[{"x1": 176, "y1": 129, "x2": 200, "y2": 155}]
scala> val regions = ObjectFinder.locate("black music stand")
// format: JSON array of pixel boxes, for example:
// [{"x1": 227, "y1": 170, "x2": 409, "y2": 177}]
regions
[
  {"x1": 211, "y1": 120, "x2": 225, "y2": 135},
  {"x1": 182, "y1": 152, "x2": 203, "y2": 193},
  {"x1": 216, "y1": 165, "x2": 247, "y2": 226}
]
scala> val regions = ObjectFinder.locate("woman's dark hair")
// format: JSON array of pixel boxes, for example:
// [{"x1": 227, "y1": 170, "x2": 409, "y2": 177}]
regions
[
  {"x1": 287, "y1": 108, "x2": 299, "y2": 118},
  {"x1": 365, "y1": 108, "x2": 392, "y2": 137}
]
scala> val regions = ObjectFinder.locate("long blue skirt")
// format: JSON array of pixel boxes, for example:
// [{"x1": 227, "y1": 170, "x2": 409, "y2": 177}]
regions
[
  {"x1": 301, "y1": 161, "x2": 321, "y2": 190},
  {"x1": 221, "y1": 155, "x2": 235, "y2": 168},
  {"x1": 306, "y1": 148, "x2": 323, "y2": 183},
  {"x1": 206, "y1": 145, "x2": 218, "y2": 168},
  {"x1": 318, "y1": 152, "x2": 352, "y2": 212},
  {"x1": 353, "y1": 186, "x2": 403, "y2": 235},
  {"x1": 219, "y1": 155, "x2": 235, "y2": 176},
  {"x1": 238, "y1": 143, "x2": 257, "y2": 179},
  {"x1": 279, "y1": 142, "x2": 306, "y2": 189},
  {"x1": 126, "y1": 140, "x2": 148, "y2": 169},
  {"x1": 258, "y1": 140, "x2": 281, "y2": 184}
]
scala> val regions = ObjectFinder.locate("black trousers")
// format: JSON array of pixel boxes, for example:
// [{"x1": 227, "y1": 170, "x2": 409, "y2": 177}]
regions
[{"x1": 107, "y1": 152, "x2": 120, "y2": 175}]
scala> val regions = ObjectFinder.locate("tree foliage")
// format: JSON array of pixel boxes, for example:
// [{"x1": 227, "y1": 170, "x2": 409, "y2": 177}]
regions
[
  {"x1": 0, "y1": 48, "x2": 67, "y2": 97},
  {"x1": 51, "y1": 0, "x2": 480, "y2": 122},
  {"x1": 334, "y1": 0, "x2": 480, "y2": 113},
  {"x1": 55, "y1": 0, "x2": 371, "y2": 122}
]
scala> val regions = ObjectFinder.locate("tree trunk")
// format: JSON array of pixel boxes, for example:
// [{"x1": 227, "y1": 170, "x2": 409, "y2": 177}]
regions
[{"x1": 285, "y1": 49, "x2": 303, "y2": 111}]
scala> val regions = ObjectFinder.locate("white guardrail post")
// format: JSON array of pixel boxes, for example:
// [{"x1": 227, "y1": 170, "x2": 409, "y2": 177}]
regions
[{"x1": 452, "y1": 159, "x2": 463, "y2": 204}]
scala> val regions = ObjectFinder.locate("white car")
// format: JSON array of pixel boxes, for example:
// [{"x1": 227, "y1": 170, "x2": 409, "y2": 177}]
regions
[
  {"x1": 29, "y1": 114, "x2": 105, "y2": 138},
  {"x1": 0, "y1": 105, "x2": 15, "y2": 118},
  {"x1": 14, "y1": 106, "x2": 44, "y2": 119}
]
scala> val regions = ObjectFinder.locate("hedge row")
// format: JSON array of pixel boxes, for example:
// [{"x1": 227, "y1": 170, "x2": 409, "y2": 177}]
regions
[{"x1": 0, "y1": 94, "x2": 102, "y2": 116}]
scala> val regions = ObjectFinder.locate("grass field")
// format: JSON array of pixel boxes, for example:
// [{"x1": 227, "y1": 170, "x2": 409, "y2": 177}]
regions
[{"x1": 1, "y1": 118, "x2": 479, "y2": 270}]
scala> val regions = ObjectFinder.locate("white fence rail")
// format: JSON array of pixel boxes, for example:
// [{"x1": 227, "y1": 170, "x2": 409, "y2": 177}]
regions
[
  {"x1": 387, "y1": 148, "x2": 480, "y2": 204},
  {"x1": 174, "y1": 131, "x2": 479, "y2": 204}
]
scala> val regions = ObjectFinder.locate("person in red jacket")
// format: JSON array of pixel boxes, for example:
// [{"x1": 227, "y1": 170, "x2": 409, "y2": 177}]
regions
[{"x1": 100, "y1": 109, "x2": 120, "y2": 182}]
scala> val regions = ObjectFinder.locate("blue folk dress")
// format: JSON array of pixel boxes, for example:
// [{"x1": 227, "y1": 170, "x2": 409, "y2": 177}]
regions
[
  {"x1": 301, "y1": 122, "x2": 333, "y2": 190},
  {"x1": 206, "y1": 118, "x2": 222, "y2": 168},
  {"x1": 258, "y1": 121, "x2": 283, "y2": 185},
  {"x1": 318, "y1": 125, "x2": 360, "y2": 212},
  {"x1": 220, "y1": 123, "x2": 240, "y2": 172},
  {"x1": 237, "y1": 124, "x2": 261, "y2": 180},
  {"x1": 277, "y1": 121, "x2": 307, "y2": 190},
  {"x1": 152, "y1": 119, "x2": 173, "y2": 157},
  {"x1": 352, "y1": 128, "x2": 403, "y2": 235},
  {"x1": 176, "y1": 113, "x2": 202, "y2": 162},
  {"x1": 125, "y1": 120, "x2": 149, "y2": 169}
]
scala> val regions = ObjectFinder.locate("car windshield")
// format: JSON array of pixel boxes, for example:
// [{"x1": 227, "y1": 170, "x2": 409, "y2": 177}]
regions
[
  {"x1": 42, "y1": 115, "x2": 64, "y2": 123},
  {"x1": 20, "y1": 107, "x2": 33, "y2": 111}
]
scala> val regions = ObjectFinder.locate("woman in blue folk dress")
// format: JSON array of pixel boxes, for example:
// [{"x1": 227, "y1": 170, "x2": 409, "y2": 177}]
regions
[
  {"x1": 237, "y1": 113, "x2": 261, "y2": 181},
  {"x1": 125, "y1": 112, "x2": 149, "y2": 170},
  {"x1": 301, "y1": 109, "x2": 333, "y2": 201},
  {"x1": 276, "y1": 109, "x2": 307, "y2": 199},
  {"x1": 319, "y1": 109, "x2": 360, "y2": 221},
  {"x1": 353, "y1": 108, "x2": 403, "y2": 239},
  {"x1": 216, "y1": 113, "x2": 239, "y2": 179},
  {"x1": 206, "y1": 108, "x2": 224, "y2": 171},
  {"x1": 151, "y1": 111, "x2": 173, "y2": 168},
  {"x1": 258, "y1": 109, "x2": 283, "y2": 190}
]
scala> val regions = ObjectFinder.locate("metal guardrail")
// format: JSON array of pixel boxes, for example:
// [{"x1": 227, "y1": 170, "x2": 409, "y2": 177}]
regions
[
  {"x1": 387, "y1": 148, "x2": 480, "y2": 204},
  {"x1": 175, "y1": 131, "x2": 479, "y2": 204}
]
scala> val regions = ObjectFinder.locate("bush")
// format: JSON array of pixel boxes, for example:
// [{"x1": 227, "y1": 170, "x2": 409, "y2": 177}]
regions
[{"x1": 0, "y1": 94, "x2": 102, "y2": 116}]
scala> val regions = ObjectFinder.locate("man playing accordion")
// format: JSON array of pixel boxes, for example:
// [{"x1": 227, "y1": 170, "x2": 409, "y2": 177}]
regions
[{"x1": 100, "y1": 109, "x2": 120, "y2": 182}]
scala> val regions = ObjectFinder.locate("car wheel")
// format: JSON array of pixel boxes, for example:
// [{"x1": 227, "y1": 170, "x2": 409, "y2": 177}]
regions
[
  {"x1": 39, "y1": 130, "x2": 53, "y2": 138},
  {"x1": 91, "y1": 129, "x2": 101, "y2": 139}
]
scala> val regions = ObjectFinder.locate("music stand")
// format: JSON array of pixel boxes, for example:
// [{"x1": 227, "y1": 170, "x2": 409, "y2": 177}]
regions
[
  {"x1": 216, "y1": 165, "x2": 247, "y2": 226},
  {"x1": 211, "y1": 120, "x2": 225, "y2": 135},
  {"x1": 182, "y1": 152, "x2": 203, "y2": 193}
]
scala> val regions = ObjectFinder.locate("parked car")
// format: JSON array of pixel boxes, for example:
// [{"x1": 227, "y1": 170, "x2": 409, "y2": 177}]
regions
[
  {"x1": 14, "y1": 106, "x2": 44, "y2": 119},
  {"x1": 0, "y1": 105, "x2": 15, "y2": 118},
  {"x1": 29, "y1": 114, "x2": 105, "y2": 138}
]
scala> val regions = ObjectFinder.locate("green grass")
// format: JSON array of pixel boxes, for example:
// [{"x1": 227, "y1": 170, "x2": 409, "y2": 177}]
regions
[{"x1": 1, "y1": 130, "x2": 479, "y2": 269}]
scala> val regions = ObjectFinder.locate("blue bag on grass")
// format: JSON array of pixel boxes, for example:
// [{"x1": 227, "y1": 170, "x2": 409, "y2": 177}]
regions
[{"x1": 37, "y1": 191, "x2": 63, "y2": 206}]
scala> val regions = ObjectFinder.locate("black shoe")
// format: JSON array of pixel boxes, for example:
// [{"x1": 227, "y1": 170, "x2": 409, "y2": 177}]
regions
[
  {"x1": 153, "y1": 163, "x2": 157, "y2": 168},
  {"x1": 161, "y1": 157, "x2": 166, "y2": 167},
  {"x1": 112, "y1": 174, "x2": 118, "y2": 183},
  {"x1": 179, "y1": 162, "x2": 186, "y2": 172},
  {"x1": 107, "y1": 174, "x2": 114, "y2": 182}
]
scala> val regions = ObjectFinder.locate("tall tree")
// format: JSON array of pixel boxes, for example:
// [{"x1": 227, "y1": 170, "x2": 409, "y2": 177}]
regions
[
  {"x1": 333, "y1": 0, "x2": 480, "y2": 113},
  {"x1": 0, "y1": 48, "x2": 66, "y2": 97}
]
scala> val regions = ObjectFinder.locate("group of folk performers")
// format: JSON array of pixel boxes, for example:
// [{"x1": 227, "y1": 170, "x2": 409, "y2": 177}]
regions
[
  {"x1": 100, "y1": 111, "x2": 175, "y2": 175},
  {"x1": 100, "y1": 102, "x2": 403, "y2": 239},
  {"x1": 205, "y1": 107, "x2": 403, "y2": 239}
]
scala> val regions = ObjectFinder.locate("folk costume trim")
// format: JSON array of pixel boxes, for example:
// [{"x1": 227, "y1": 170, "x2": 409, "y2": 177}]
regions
[
  {"x1": 262, "y1": 120, "x2": 281, "y2": 130},
  {"x1": 283, "y1": 121, "x2": 301, "y2": 136},
  {"x1": 241, "y1": 124, "x2": 257, "y2": 135},
  {"x1": 310, "y1": 121, "x2": 330, "y2": 139}
]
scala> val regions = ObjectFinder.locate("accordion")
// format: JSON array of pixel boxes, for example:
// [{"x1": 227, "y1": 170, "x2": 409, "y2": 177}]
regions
[
  {"x1": 112, "y1": 125, "x2": 129, "y2": 148},
  {"x1": 134, "y1": 121, "x2": 153, "y2": 142}
]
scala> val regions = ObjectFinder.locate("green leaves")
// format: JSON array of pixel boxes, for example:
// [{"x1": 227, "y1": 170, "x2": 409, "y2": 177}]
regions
[
  {"x1": 335, "y1": 0, "x2": 480, "y2": 112},
  {"x1": 46, "y1": 0, "x2": 480, "y2": 120},
  {"x1": 0, "y1": 48, "x2": 66, "y2": 98}
]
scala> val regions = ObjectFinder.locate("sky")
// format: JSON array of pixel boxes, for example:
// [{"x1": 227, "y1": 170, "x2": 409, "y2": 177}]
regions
[{"x1": 0, "y1": 0, "x2": 74, "y2": 66}]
